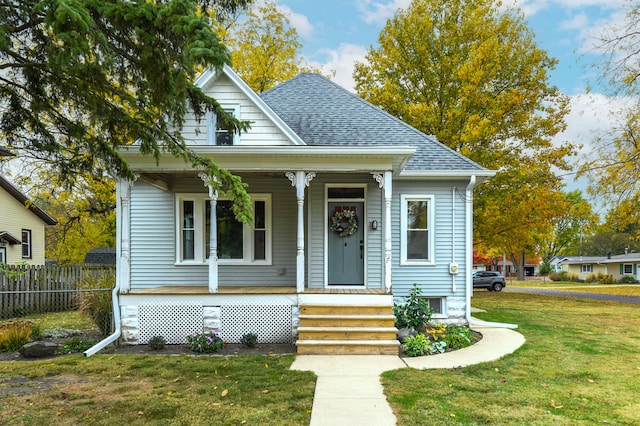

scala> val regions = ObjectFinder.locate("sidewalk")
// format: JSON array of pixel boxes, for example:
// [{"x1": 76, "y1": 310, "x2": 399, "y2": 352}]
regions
[{"x1": 290, "y1": 325, "x2": 525, "y2": 426}]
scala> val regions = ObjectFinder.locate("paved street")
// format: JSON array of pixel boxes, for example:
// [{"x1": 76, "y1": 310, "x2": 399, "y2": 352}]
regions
[{"x1": 505, "y1": 286, "x2": 640, "y2": 304}]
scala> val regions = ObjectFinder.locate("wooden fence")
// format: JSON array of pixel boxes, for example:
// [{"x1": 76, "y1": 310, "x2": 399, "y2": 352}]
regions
[{"x1": 0, "y1": 264, "x2": 116, "y2": 319}]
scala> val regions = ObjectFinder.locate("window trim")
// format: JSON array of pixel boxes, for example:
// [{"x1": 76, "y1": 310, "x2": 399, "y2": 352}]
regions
[
  {"x1": 21, "y1": 229, "x2": 32, "y2": 259},
  {"x1": 581, "y1": 264, "x2": 592, "y2": 273},
  {"x1": 623, "y1": 263, "x2": 633, "y2": 275},
  {"x1": 175, "y1": 193, "x2": 272, "y2": 266},
  {"x1": 207, "y1": 105, "x2": 240, "y2": 146},
  {"x1": 400, "y1": 194, "x2": 435, "y2": 266}
]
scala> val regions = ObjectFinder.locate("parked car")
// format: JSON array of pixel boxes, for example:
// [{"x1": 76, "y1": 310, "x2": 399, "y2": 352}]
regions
[{"x1": 473, "y1": 271, "x2": 506, "y2": 292}]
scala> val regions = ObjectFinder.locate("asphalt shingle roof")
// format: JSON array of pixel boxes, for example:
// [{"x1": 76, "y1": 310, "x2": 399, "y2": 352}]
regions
[{"x1": 260, "y1": 73, "x2": 487, "y2": 172}]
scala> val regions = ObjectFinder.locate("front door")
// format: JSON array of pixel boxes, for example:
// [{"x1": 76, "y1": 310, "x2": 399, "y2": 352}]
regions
[{"x1": 328, "y1": 201, "x2": 364, "y2": 285}]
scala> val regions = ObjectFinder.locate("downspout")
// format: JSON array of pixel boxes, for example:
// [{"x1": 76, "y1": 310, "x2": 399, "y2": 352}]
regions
[
  {"x1": 84, "y1": 282, "x2": 121, "y2": 356},
  {"x1": 451, "y1": 186, "x2": 456, "y2": 293},
  {"x1": 85, "y1": 177, "x2": 128, "y2": 356},
  {"x1": 464, "y1": 175, "x2": 517, "y2": 329}
]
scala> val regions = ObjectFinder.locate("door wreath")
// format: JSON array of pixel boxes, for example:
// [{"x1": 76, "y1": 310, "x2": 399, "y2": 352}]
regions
[{"x1": 329, "y1": 209, "x2": 358, "y2": 237}]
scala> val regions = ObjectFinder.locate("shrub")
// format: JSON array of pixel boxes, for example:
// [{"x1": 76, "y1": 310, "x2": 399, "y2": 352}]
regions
[
  {"x1": 56, "y1": 336, "x2": 96, "y2": 354},
  {"x1": 442, "y1": 326, "x2": 472, "y2": 350},
  {"x1": 0, "y1": 320, "x2": 34, "y2": 352},
  {"x1": 186, "y1": 331, "x2": 225, "y2": 353},
  {"x1": 598, "y1": 274, "x2": 615, "y2": 284},
  {"x1": 402, "y1": 334, "x2": 432, "y2": 357},
  {"x1": 78, "y1": 270, "x2": 114, "y2": 336},
  {"x1": 148, "y1": 336, "x2": 166, "y2": 350},
  {"x1": 548, "y1": 273, "x2": 563, "y2": 281},
  {"x1": 240, "y1": 333, "x2": 258, "y2": 348},
  {"x1": 619, "y1": 275, "x2": 638, "y2": 284},
  {"x1": 393, "y1": 284, "x2": 433, "y2": 332}
]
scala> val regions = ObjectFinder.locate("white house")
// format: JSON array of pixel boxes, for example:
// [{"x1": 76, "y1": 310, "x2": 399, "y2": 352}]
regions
[{"x1": 101, "y1": 66, "x2": 494, "y2": 355}]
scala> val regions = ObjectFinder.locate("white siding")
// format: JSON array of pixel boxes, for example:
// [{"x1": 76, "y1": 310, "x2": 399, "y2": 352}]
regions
[{"x1": 181, "y1": 74, "x2": 294, "y2": 146}]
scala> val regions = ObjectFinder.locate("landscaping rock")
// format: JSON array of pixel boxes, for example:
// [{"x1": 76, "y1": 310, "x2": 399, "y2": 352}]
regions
[
  {"x1": 19, "y1": 341, "x2": 60, "y2": 358},
  {"x1": 397, "y1": 327, "x2": 416, "y2": 343}
]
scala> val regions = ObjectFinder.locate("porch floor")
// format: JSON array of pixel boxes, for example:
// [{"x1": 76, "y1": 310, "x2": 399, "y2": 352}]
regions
[{"x1": 128, "y1": 286, "x2": 388, "y2": 295}]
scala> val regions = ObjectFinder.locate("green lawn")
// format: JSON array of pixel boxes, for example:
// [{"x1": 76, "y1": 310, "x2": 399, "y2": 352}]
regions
[
  {"x1": 383, "y1": 291, "x2": 640, "y2": 425},
  {"x1": 507, "y1": 279, "x2": 640, "y2": 297}
]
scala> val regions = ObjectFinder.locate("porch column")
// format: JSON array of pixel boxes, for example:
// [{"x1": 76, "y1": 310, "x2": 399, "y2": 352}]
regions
[
  {"x1": 286, "y1": 171, "x2": 315, "y2": 293},
  {"x1": 117, "y1": 177, "x2": 136, "y2": 294},
  {"x1": 199, "y1": 173, "x2": 219, "y2": 293},
  {"x1": 373, "y1": 172, "x2": 393, "y2": 293}
]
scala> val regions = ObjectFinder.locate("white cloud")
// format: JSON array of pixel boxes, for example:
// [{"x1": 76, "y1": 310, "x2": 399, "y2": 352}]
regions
[
  {"x1": 306, "y1": 43, "x2": 368, "y2": 92},
  {"x1": 355, "y1": 0, "x2": 412, "y2": 25},
  {"x1": 277, "y1": 4, "x2": 315, "y2": 39},
  {"x1": 561, "y1": 12, "x2": 589, "y2": 31}
]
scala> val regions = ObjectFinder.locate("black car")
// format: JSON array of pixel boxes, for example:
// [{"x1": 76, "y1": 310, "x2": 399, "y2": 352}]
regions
[{"x1": 473, "y1": 271, "x2": 506, "y2": 292}]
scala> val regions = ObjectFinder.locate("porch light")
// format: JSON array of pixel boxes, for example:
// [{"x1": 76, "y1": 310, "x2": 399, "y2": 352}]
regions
[{"x1": 371, "y1": 220, "x2": 378, "y2": 230}]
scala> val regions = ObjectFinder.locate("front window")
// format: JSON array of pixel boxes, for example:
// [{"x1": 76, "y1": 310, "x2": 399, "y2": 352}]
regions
[
  {"x1": 177, "y1": 194, "x2": 271, "y2": 265},
  {"x1": 581, "y1": 264, "x2": 592, "y2": 273},
  {"x1": 21, "y1": 229, "x2": 31, "y2": 259},
  {"x1": 400, "y1": 195, "x2": 434, "y2": 265},
  {"x1": 208, "y1": 106, "x2": 239, "y2": 146},
  {"x1": 623, "y1": 264, "x2": 633, "y2": 274}
]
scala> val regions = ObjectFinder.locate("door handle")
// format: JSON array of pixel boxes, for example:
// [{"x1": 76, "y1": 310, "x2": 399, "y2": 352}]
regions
[{"x1": 360, "y1": 240, "x2": 364, "y2": 259}]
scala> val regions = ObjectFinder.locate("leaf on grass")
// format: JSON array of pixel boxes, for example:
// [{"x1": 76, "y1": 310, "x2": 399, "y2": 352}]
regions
[
  {"x1": 265, "y1": 363, "x2": 269, "y2": 368},
  {"x1": 137, "y1": 411, "x2": 144, "y2": 416},
  {"x1": 550, "y1": 399, "x2": 563, "y2": 409},
  {"x1": 587, "y1": 378, "x2": 594, "y2": 383},
  {"x1": 262, "y1": 389, "x2": 269, "y2": 394},
  {"x1": 221, "y1": 389, "x2": 229, "y2": 397}
]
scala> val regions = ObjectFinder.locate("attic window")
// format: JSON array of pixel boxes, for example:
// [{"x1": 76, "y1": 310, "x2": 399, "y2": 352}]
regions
[{"x1": 208, "y1": 105, "x2": 239, "y2": 146}]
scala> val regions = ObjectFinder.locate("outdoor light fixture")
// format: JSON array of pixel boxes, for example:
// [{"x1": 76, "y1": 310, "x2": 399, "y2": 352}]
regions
[{"x1": 371, "y1": 220, "x2": 378, "y2": 230}]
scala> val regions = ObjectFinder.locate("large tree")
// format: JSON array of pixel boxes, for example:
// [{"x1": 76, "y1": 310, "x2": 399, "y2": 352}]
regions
[
  {"x1": 213, "y1": 1, "x2": 325, "y2": 93},
  {"x1": 0, "y1": 0, "x2": 253, "y2": 221},
  {"x1": 353, "y1": 0, "x2": 575, "y2": 270}
]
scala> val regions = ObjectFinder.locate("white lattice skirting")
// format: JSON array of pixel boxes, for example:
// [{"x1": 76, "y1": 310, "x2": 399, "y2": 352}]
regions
[{"x1": 135, "y1": 304, "x2": 293, "y2": 344}]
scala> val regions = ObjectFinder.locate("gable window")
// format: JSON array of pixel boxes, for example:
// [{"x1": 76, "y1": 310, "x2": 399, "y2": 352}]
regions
[
  {"x1": 207, "y1": 105, "x2": 239, "y2": 146},
  {"x1": 177, "y1": 194, "x2": 271, "y2": 265},
  {"x1": 400, "y1": 195, "x2": 435, "y2": 265},
  {"x1": 581, "y1": 264, "x2": 592, "y2": 273},
  {"x1": 21, "y1": 229, "x2": 32, "y2": 259}
]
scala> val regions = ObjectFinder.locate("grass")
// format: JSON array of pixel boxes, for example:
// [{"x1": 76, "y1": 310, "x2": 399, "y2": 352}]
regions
[
  {"x1": 15, "y1": 310, "x2": 95, "y2": 331},
  {"x1": 0, "y1": 354, "x2": 315, "y2": 425},
  {"x1": 383, "y1": 291, "x2": 640, "y2": 425},
  {"x1": 508, "y1": 279, "x2": 640, "y2": 297}
]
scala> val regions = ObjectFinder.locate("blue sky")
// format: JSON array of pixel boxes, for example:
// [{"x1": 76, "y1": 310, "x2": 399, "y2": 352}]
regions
[{"x1": 272, "y1": 0, "x2": 633, "y2": 204}]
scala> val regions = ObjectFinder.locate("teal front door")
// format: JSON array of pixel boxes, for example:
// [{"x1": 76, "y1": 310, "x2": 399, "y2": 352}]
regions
[{"x1": 328, "y1": 202, "x2": 364, "y2": 285}]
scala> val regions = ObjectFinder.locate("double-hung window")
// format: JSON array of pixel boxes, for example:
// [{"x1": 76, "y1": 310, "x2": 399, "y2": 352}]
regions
[
  {"x1": 177, "y1": 194, "x2": 271, "y2": 265},
  {"x1": 207, "y1": 105, "x2": 239, "y2": 146},
  {"x1": 400, "y1": 195, "x2": 434, "y2": 265},
  {"x1": 21, "y1": 229, "x2": 32, "y2": 259},
  {"x1": 581, "y1": 264, "x2": 592, "y2": 273}
]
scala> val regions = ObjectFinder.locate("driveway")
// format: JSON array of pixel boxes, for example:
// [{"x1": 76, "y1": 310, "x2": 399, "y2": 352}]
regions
[{"x1": 505, "y1": 286, "x2": 640, "y2": 304}]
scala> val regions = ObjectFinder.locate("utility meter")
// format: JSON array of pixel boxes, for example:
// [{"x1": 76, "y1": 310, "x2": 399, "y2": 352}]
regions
[{"x1": 449, "y1": 263, "x2": 459, "y2": 274}]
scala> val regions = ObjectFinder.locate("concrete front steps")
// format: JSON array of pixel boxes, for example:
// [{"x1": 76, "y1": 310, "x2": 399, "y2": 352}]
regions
[{"x1": 296, "y1": 294, "x2": 400, "y2": 355}]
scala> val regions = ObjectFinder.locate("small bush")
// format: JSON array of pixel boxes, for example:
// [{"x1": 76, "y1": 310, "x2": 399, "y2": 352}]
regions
[
  {"x1": 41, "y1": 327, "x2": 81, "y2": 339},
  {"x1": 393, "y1": 284, "x2": 433, "y2": 332},
  {"x1": 598, "y1": 274, "x2": 615, "y2": 284},
  {"x1": 186, "y1": 331, "x2": 225, "y2": 353},
  {"x1": 619, "y1": 275, "x2": 638, "y2": 284},
  {"x1": 148, "y1": 336, "x2": 166, "y2": 350},
  {"x1": 0, "y1": 321, "x2": 34, "y2": 352},
  {"x1": 442, "y1": 326, "x2": 472, "y2": 350},
  {"x1": 240, "y1": 333, "x2": 258, "y2": 348},
  {"x1": 56, "y1": 336, "x2": 96, "y2": 354},
  {"x1": 548, "y1": 273, "x2": 563, "y2": 281},
  {"x1": 78, "y1": 270, "x2": 114, "y2": 336},
  {"x1": 402, "y1": 334, "x2": 432, "y2": 357}
]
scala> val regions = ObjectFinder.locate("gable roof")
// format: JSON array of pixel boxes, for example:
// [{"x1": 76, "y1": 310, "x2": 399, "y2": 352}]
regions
[
  {"x1": 0, "y1": 231, "x2": 21, "y2": 245},
  {"x1": 194, "y1": 65, "x2": 306, "y2": 146},
  {"x1": 260, "y1": 73, "x2": 490, "y2": 175},
  {"x1": 0, "y1": 175, "x2": 57, "y2": 225}
]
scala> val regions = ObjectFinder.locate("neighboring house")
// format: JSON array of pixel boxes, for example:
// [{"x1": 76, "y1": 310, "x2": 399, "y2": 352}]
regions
[
  {"x1": 559, "y1": 252, "x2": 640, "y2": 282},
  {"x1": 113, "y1": 66, "x2": 494, "y2": 354},
  {"x1": 0, "y1": 175, "x2": 57, "y2": 265},
  {"x1": 84, "y1": 247, "x2": 117, "y2": 265},
  {"x1": 557, "y1": 256, "x2": 611, "y2": 281}
]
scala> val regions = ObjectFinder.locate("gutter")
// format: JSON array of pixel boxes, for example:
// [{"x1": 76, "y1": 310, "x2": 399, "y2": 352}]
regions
[
  {"x1": 84, "y1": 281, "x2": 122, "y2": 356},
  {"x1": 464, "y1": 175, "x2": 518, "y2": 329}
]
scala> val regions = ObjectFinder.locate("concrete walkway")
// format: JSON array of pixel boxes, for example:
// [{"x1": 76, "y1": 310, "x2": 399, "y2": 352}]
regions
[{"x1": 290, "y1": 325, "x2": 525, "y2": 426}]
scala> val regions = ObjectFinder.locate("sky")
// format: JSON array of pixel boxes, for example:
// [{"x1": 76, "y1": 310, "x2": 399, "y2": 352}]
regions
[{"x1": 272, "y1": 0, "x2": 635, "y2": 209}]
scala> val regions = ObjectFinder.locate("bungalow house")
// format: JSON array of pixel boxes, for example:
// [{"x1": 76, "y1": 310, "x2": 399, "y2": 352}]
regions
[
  {"x1": 0, "y1": 174, "x2": 57, "y2": 265},
  {"x1": 558, "y1": 253, "x2": 640, "y2": 282},
  {"x1": 109, "y1": 66, "x2": 494, "y2": 355}
]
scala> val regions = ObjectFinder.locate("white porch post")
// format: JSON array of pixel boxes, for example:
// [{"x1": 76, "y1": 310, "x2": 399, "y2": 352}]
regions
[
  {"x1": 199, "y1": 173, "x2": 219, "y2": 293},
  {"x1": 373, "y1": 172, "x2": 393, "y2": 293},
  {"x1": 286, "y1": 171, "x2": 315, "y2": 293},
  {"x1": 117, "y1": 177, "x2": 136, "y2": 294}
]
